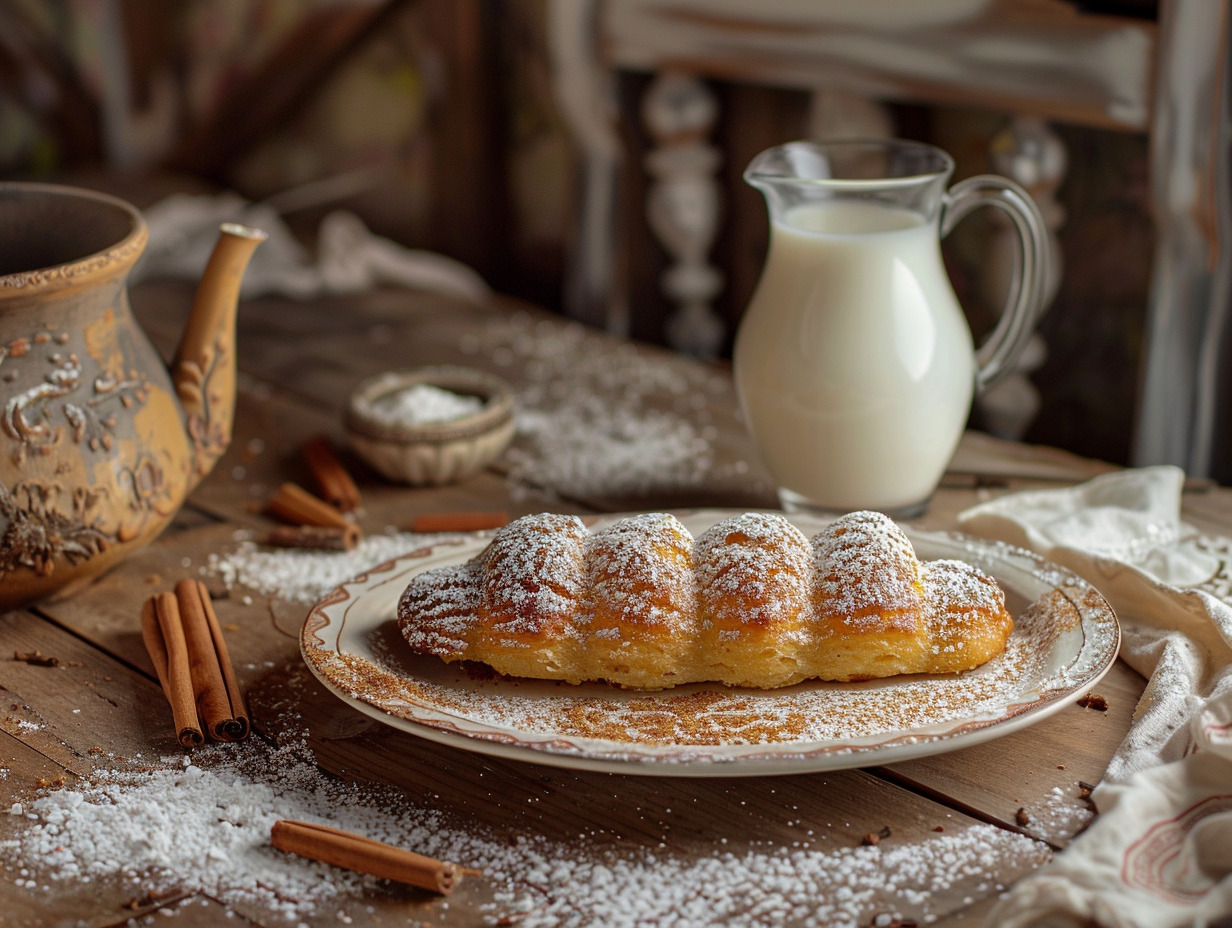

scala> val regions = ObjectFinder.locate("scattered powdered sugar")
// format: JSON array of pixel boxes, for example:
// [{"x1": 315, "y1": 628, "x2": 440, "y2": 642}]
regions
[
  {"x1": 509, "y1": 404, "x2": 714, "y2": 501},
  {"x1": 2, "y1": 738, "x2": 466, "y2": 920},
  {"x1": 814, "y1": 511, "x2": 922, "y2": 630},
  {"x1": 209, "y1": 530, "x2": 446, "y2": 604},
  {"x1": 370, "y1": 383, "x2": 484, "y2": 426},
  {"x1": 492, "y1": 823, "x2": 1049, "y2": 927},
  {"x1": 2, "y1": 732, "x2": 1050, "y2": 926},
  {"x1": 1018, "y1": 784, "x2": 1097, "y2": 846},
  {"x1": 465, "y1": 314, "x2": 743, "y2": 502}
]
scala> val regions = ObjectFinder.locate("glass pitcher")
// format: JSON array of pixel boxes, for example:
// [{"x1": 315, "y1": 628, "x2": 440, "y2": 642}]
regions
[{"x1": 734, "y1": 139, "x2": 1049, "y2": 517}]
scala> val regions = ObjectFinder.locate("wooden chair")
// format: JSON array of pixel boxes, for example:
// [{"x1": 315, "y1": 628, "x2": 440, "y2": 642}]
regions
[{"x1": 549, "y1": 0, "x2": 1231, "y2": 478}]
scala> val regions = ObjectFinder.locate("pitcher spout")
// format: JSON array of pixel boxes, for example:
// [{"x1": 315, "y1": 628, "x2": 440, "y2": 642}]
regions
[{"x1": 172, "y1": 222, "x2": 267, "y2": 485}]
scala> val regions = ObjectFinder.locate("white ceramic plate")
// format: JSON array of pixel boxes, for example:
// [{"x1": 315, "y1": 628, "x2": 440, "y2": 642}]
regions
[{"x1": 300, "y1": 510, "x2": 1120, "y2": 777}]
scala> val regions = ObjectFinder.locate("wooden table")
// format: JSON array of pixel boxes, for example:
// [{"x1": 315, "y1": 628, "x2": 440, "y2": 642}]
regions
[{"x1": 3, "y1": 279, "x2": 1222, "y2": 927}]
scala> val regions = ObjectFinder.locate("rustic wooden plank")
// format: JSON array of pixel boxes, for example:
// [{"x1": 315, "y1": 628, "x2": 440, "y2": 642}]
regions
[
  {"x1": 0, "y1": 728, "x2": 70, "y2": 791},
  {"x1": 1182, "y1": 487, "x2": 1232, "y2": 537},
  {"x1": 3, "y1": 879, "x2": 254, "y2": 928},
  {"x1": 1, "y1": 611, "x2": 177, "y2": 765},
  {"x1": 40, "y1": 442, "x2": 1152, "y2": 889},
  {"x1": 86, "y1": 897, "x2": 262, "y2": 928},
  {"x1": 930, "y1": 891, "x2": 1004, "y2": 927},
  {"x1": 57, "y1": 252, "x2": 1216, "y2": 925}
]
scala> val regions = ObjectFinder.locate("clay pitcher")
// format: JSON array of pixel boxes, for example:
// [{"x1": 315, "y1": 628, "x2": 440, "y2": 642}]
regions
[{"x1": 0, "y1": 182, "x2": 265, "y2": 609}]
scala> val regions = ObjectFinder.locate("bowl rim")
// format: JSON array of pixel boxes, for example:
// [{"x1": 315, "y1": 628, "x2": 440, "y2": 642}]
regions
[{"x1": 344, "y1": 365, "x2": 515, "y2": 443}]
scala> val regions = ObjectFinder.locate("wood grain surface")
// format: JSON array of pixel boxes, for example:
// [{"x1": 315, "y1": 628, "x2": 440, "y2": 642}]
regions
[{"x1": 1, "y1": 279, "x2": 1189, "y2": 927}]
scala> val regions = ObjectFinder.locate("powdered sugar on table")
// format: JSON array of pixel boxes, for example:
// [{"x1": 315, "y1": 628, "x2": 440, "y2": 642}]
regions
[
  {"x1": 2, "y1": 729, "x2": 1051, "y2": 926},
  {"x1": 461, "y1": 314, "x2": 768, "y2": 504}
]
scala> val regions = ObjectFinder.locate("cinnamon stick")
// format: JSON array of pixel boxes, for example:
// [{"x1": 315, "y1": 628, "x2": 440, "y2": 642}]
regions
[
  {"x1": 410, "y1": 510, "x2": 509, "y2": 533},
  {"x1": 141, "y1": 583, "x2": 249, "y2": 747},
  {"x1": 175, "y1": 579, "x2": 249, "y2": 741},
  {"x1": 270, "y1": 820, "x2": 463, "y2": 894},
  {"x1": 266, "y1": 482, "x2": 354, "y2": 532},
  {"x1": 141, "y1": 594, "x2": 203, "y2": 748},
  {"x1": 262, "y1": 523, "x2": 360, "y2": 552},
  {"x1": 302, "y1": 435, "x2": 362, "y2": 512}
]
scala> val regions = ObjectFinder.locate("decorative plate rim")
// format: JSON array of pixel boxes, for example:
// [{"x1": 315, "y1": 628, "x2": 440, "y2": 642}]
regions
[{"x1": 300, "y1": 510, "x2": 1121, "y2": 776}]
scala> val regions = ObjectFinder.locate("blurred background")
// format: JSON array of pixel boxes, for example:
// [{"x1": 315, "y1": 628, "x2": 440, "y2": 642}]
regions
[{"x1": 2, "y1": 0, "x2": 1227, "y2": 478}]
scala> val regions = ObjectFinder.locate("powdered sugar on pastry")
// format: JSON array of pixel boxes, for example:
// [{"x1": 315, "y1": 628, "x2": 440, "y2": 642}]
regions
[
  {"x1": 812, "y1": 511, "x2": 925, "y2": 632},
  {"x1": 581, "y1": 513, "x2": 698, "y2": 687},
  {"x1": 397, "y1": 510, "x2": 1013, "y2": 689},
  {"x1": 923, "y1": 559, "x2": 1016, "y2": 673},
  {"x1": 695, "y1": 512, "x2": 812, "y2": 630},
  {"x1": 695, "y1": 513, "x2": 814, "y2": 687}
]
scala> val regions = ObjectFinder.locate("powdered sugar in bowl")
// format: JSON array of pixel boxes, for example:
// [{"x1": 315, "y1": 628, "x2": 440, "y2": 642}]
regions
[{"x1": 345, "y1": 366, "x2": 515, "y2": 485}]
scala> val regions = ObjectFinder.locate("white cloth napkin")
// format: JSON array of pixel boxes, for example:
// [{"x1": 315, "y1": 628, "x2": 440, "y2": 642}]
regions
[
  {"x1": 957, "y1": 466, "x2": 1232, "y2": 927},
  {"x1": 133, "y1": 192, "x2": 490, "y2": 305}
]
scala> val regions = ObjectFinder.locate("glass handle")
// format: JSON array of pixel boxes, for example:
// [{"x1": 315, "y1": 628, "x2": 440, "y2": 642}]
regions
[{"x1": 941, "y1": 175, "x2": 1050, "y2": 393}]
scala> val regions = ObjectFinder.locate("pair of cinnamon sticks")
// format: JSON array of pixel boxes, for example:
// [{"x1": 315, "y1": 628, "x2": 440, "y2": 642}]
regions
[
  {"x1": 141, "y1": 580, "x2": 248, "y2": 748},
  {"x1": 263, "y1": 435, "x2": 509, "y2": 545},
  {"x1": 271, "y1": 819, "x2": 470, "y2": 895},
  {"x1": 264, "y1": 437, "x2": 363, "y2": 551}
]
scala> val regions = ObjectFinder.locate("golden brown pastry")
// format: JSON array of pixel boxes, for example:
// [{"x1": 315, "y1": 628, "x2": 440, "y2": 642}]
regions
[
  {"x1": 808, "y1": 510, "x2": 931, "y2": 682},
  {"x1": 921, "y1": 558, "x2": 1016, "y2": 673},
  {"x1": 580, "y1": 512, "x2": 698, "y2": 687},
  {"x1": 454, "y1": 511, "x2": 587, "y2": 681},
  {"x1": 398, "y1": 510, "x2": 1013, "y2": 689},
  {"x1": 694, "y1": 512, "x2": 814, "y2": 688}
]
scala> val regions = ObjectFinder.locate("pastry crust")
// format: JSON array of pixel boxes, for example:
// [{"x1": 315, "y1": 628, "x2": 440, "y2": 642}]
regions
[{"x1": 398, "y1": 511, "x2": 1013, "y2": 689}]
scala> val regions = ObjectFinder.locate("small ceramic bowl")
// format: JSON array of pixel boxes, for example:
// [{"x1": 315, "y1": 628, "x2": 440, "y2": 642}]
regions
[{"x1": 344, "y1": 366, "x2": 516, "y2": 486}]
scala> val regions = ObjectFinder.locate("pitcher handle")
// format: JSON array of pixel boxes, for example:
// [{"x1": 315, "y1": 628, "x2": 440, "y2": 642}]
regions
[{"x1": 940, "y1": 175, "x2": 1050, "y2": 392}]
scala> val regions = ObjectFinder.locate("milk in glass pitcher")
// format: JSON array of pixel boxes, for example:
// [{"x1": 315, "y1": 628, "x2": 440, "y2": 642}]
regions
[{"x1": 734, "y1": 139, "x2": 1049, "y2": 517}]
